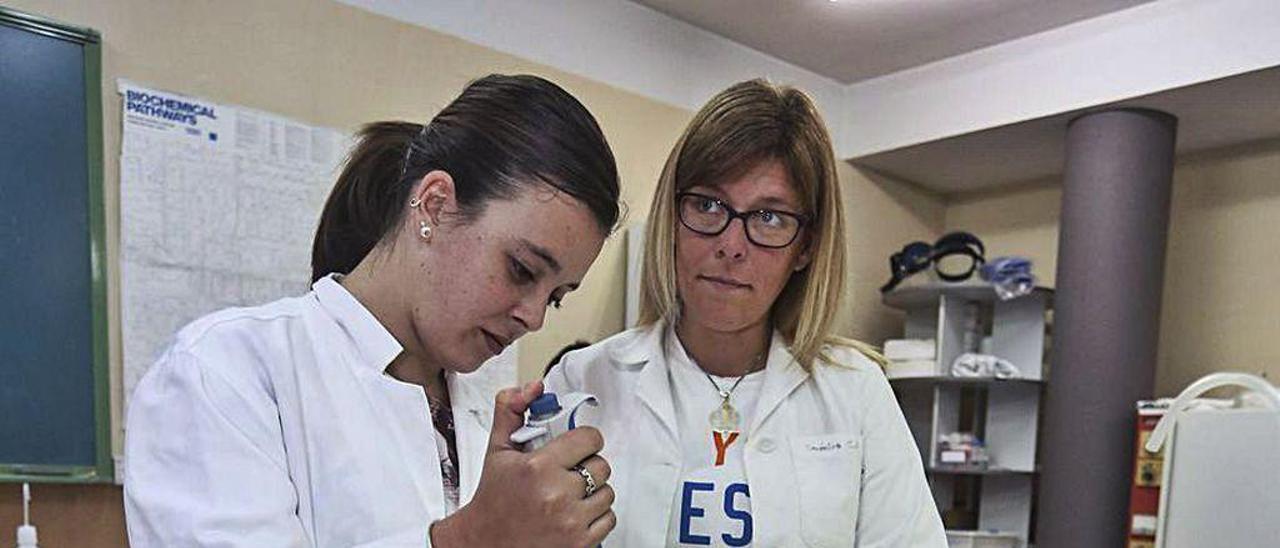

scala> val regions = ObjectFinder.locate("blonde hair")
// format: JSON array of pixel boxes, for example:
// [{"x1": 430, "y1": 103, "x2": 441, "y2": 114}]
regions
[{"x1": 638, "y1": 79, "x2": 881, "y2": 370}]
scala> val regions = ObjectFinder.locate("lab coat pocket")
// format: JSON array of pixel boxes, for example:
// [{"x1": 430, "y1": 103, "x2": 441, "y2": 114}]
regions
[{"x1": 790, "y1": 433, "x2": 861, "y2": 547}]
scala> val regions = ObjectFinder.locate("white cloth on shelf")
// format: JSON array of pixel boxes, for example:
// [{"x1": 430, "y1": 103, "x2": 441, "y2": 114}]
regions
[
  {"x1": 950, "y1": 353, "x2": 1020, "y2": 379},
  {"x1": 884, "y1": 339, "x2": 937, "y2": 362},
  {"x1": 885, "y1": 360, "x2": 938, "y2": 379}
]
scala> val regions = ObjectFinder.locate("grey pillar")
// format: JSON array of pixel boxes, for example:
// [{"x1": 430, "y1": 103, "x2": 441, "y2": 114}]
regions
[{"x1": 1035, "y1": 109, "x2": 1177, "y2": 547}]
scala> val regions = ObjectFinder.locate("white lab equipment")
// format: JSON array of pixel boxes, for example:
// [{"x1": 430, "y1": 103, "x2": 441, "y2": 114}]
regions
[
  {"x1": 1144, "y1": 372, "x2": 1280, "y2": 548},
  {"x1": 16, "y1": 483, "x2": 38, "y2": 548},
  {"x1": 510, "y1": 392, "x2": 598, "y2": 451}
]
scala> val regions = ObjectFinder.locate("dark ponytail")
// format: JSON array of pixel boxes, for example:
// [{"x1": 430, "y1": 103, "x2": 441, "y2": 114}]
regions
[
  {"x1": 311, "y1": 74, "x2": 620, "y2": 282},
  {"x1": 310, "y1": 122, "x2": 420, "y2": 282}
]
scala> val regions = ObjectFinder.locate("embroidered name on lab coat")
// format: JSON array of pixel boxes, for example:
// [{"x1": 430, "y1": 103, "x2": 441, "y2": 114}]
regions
[{"x1": 804, "y1": 438, "x2": 857, "y2": 453}]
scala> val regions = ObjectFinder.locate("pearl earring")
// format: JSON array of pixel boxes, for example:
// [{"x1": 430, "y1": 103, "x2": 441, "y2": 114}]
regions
[{"x1": 419, "y1": 221, "x2": 433, "y2": 241}]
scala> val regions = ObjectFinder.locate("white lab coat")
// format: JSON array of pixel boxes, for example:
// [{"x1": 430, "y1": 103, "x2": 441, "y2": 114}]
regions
[
  {"x1": 124, "y1": 275, "x2": 491, "y2": 547},
  {"x1": 545, "y1": 322, "x2": 947, "y2": 547}
]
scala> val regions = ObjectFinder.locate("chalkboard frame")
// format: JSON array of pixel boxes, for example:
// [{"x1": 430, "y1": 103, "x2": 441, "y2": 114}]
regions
[{"x1": 0, "y1": 6, "x2": 111, "y2": 484}]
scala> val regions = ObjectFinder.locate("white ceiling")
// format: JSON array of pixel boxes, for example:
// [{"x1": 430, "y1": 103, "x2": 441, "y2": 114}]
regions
[
  {"x1": 343, "y1": 0, "x2": 1280, "y2": 191},
  {"x1": 631, "y1": 0, "x2": 1154, "y2": 84},
  {"x1": 852, "y1": 66, "x2": 1280, "y2": 194}
]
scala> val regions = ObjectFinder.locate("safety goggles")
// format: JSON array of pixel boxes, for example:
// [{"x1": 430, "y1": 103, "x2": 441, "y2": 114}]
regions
[{"x1": 880, "y1": 231, "x2": 987, "y2": 293}]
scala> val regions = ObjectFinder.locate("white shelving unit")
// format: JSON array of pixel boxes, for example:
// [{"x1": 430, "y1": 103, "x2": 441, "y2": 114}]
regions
[{"x1": 882, "y1": 281, "x2": 1053, "y2": 548}]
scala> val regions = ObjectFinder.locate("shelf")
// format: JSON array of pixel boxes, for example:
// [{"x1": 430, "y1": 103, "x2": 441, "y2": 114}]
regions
[
  {"x1": 929, "y1": 465, "x2": 1038, "y2": 476},
  {"x1": 887, "y1": 276, "x2": 1049, "y2": 542},
  {"x1": 945, "y1": 529, "x2": 1023, "y2": 546},
  {"x1": 882, "y1": 281, "x2": 1054, "y2": 310},
  {"x1": 946, "y1": 529, "x2": 1022, "y2": 538},
  {"x1": 890, "y1": 376, "x2": 1044, "y2": 388}
]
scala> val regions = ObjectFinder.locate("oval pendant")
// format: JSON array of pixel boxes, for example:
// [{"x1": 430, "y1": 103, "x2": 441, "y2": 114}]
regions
[{"x1": 709, "y1": 399, "x2": 741, "y2": 432}]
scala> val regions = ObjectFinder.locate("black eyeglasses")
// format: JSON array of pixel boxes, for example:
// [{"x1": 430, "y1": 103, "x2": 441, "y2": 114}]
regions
[{"x1": 676, "y1": 192, "x2": 807, "y2": 249}]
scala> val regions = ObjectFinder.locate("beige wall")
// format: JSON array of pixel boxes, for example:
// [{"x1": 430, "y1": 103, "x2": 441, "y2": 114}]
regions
[
  {"x1": 947, "y1": 139, "x2": 1280, "y2": 396},
  {"x1": 3, "y1": 0, "x2": 690, "y2": 544},
  {"x1": 3, "y1": 1, "x2": 946, "y2": 544},
  {"x1": 839, "y1": 165, "x2": 947, "y2": 343},
  {"x1": 8, "y1": 0, "x2": 693, "y2": 443},
  {"x1": 15, "y1": 2, "x2": 1273, "y2": 543},
  {"x1": 24, "y1": 0, "x2": 1267, "y2": 543}
]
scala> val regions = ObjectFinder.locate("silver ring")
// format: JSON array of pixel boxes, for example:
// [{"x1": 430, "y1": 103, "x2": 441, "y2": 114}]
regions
[{"x1": 573, "y1": 464, "x2": 598, "y2": 497}]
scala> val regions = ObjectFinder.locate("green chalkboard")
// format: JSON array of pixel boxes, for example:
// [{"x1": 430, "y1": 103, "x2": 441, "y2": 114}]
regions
[{"x1": 0, "y1": 6, "x2": 111, "y2": 483}]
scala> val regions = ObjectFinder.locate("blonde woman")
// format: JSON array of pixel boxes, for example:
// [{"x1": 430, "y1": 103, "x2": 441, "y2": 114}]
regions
[{"x1": 545, "y1": 80, "x2": 946, "y2": 546}]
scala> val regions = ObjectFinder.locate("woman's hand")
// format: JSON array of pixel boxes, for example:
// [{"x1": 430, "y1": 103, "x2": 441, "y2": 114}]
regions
[{"x1": 431, "y1": 381, "x2": 616, "y2": 548}]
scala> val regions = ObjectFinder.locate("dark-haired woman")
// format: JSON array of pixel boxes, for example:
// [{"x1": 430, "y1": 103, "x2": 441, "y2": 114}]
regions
[{"x1": 124, "y1": 75, "x2": 621, "y2": 548}]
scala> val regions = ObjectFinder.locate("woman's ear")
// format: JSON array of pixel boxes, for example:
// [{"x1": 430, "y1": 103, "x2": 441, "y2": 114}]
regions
[
  {"x1": 410, "y1": 170, "x2": 457, "y2": 228},
  {"x1": 793, "y1": 237, "x2": 814, "y2": 272}
]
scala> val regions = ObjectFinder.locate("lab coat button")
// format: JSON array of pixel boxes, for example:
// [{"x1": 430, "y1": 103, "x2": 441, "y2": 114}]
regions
[{"x1": 757, "y1": 438, "x2": 776, "y2": 453}]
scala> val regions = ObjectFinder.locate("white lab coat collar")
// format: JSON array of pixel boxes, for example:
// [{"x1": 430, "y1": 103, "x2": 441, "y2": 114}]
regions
[
  {"x1": 620, "y1": 324, "x2": 681, "y2": 445},
  {"x1": 750, "y1": 330, "x2": 810, "y2": 435},
  {"x1": 314, "y1": 274, "x2": 491, "y2": 503},
  {"x1": 615, "y1": 320, "x2": 664, "y2": 365},
  {"x1": 621, "y1": 320, "x2": 810, "y2": 442},
  {"x1": 313, "y1": 274, "x2": 488, "y2": 412},
  {"x1": 312, "y1": 274, "x2": 403, "y2": 372},
  {"x1": 447, "y1": 372, "x2": 491, "y2": 504}
]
